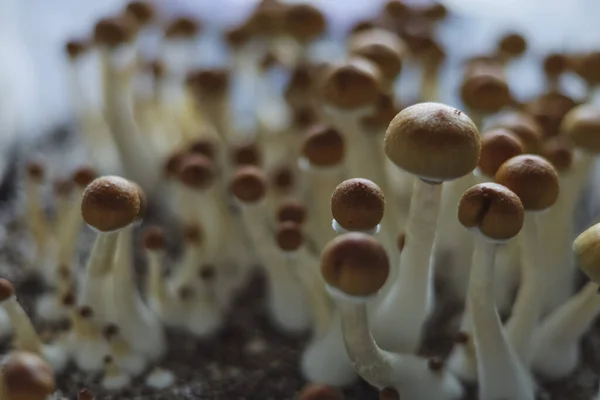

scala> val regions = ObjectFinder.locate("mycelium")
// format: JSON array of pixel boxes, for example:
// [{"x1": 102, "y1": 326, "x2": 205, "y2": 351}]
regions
[
  {"x1": 530, "y1": 221, "x2": 600, "y2": 379},
  {"x1": 0, "y1": 351, "x2": 56, "y2": 400},
  {"x1": 231, "y1": 166, "x2": 311, "y2": 334},
  {"x1": 374, "y1": 102, "x2": 481, "y2": 353},
  {"x1": 320, "y1": 233, "x2": 463, "y2": 400},
  {"x1": 300, "y1": 125, "x2": 346, "y2": 252},
  {"x1": 496, "y1": 155, "x2": 559, "y2": 368},
  {"x1": 0, "y1": 279, "x2": 67, "y2": 372},
  {"x1": 456, "y1": 182, "x2": 534, "y2": 400}
]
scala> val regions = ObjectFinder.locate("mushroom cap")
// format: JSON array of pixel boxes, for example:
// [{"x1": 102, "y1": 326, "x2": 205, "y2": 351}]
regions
[
  {"x1": 26, "y1": 160, "x2": 45, "y2": 181},
  {"x1": 164, "y1": 151, "x2": 185, "y2": 178},
  {"x1": 458, "y1": 182, "x2": 524, "y2": 240},
  {"x1": 177, "y1": 154, "x2": 215, "y2": 189},
  {"x1": 384, "y1": 0, "x2": 412, "y2": 20},
  {"x1": 302, "y1": 125, "x2": 345, "y2": 167},
  {"x1": 277, "y1": 201, "x2": 307, "y2": 224},
  {"x1": 143, "y1": 226, "x2": 165, "y2": 250},
  {"x1": 184, "y1": 224, "x2": 204, "y2": 245},
  {"x1": 93, "y1": 17, "x2": 134, "y2": 47},
  {"x1": 271, "y1": 166, "x2": 295, "y2": 192},
  {"x1": 65, "y1": 39, "x2": 89, "y2": 59},
  {"x1": 164, "y1": 16, "x2": 200, "y2": 38},
  {"x1": 478, "y1": 128, "x2": 524, "y2": 177},
  {"x1": 231, "y1": 141, "x2": 261, "y2": 166},
  {"x1": 298, "y1": 383, "x2": 344, "y2": 400},
  {"x1": 224, "y1": 24, "x2": 251, "y2": 49},
  {"x1": 524, "y1": 91, "x2": 578, "y2": 138},
  {"x1": 0, "y1": 278, "x2": 14, "y2": 301},
  {"x1": 543, "y1": 53, "x2": 568, "y2": 77},
  {"x1": 276, "y1": 222, "x2": 304, "y2": 252},
  {"x1": 284, "y1": 3, "x2": 326, "y2": 41},
  {"x1": 81, "y1": 176, "x2": 142, "y2": 232},
  {"x1": 384, "y1": 102, "x2": 481, "y2": 181},
  {"x1": 460, "y1": 67, "x2": 511, "y2": 114},
  {"x1": 573, "y1": 222, "x2": 600, "y2": 285},
  {"x1": 72, "y1": 167, "x2": 97, "y2": 188},
  {"x1": 574, "y1": 51, "x2": 600, "y2": 84},
  {"x1": 497, "y1": 32, "x2": 527, "y2": 57},
  {"x1": 188, "y1": 138, "x2": 217, "y2": 160},
  {"x1": 488, "y1": 111, "x2": 542, "y2": 153},
  {"x1": 348, "y1": 29, "x2": 406, "y2": 81},
  {"x1": 540, "y1": 137, "x2": 573, "y2": 172},
  {"x1": 187, "y1": 68, "x2": 229, "y2": 96},
  {"x1": 230, "y1": 166, "x2": 268, "y2": 203},
  {"x1": 321, "y1": 232, "x2": 389, "y2": 297},
  {"x1": 125, "y1": 1, "x2": 155, "y2": 25},
  {"x1": 285, "y1": 66, "x2": 314, "y2": 106},
  {"x1": 1, "y1": 351, "x2": 56, "y2": 400},
  {"x1": 561, "y1": 103, "x2": 600, "y2": 153},
  {"x1": 331, "y1": 178, "x2": 385, "y2": 231},
  {"x1": 360, "y1": 92, "x2": 398, "y2": 132},
  {"x1": 320, "y1": 58, "x2": 381, "y2": 110},
  {"x1": 494, "y1": 155, "x2": 559, "y2": 211}
]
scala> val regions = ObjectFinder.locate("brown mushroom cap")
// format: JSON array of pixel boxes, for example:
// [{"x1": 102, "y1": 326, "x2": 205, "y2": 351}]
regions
[
  {"x1": 497, "y1": 32, "x2": 527, "y2": 58},
  {"x1": 276, "y1": 222, "x2": 304, "y2": 252},
  {"x1": 72, "y1": 167, "x2": 97, "y2": 188},
  {"x1": 271, "y1": 166, "x2": 295, "y2": 192},
  {"x1": 125, "y1": 1, "x2": 155, "y2": 25},
  {"x1": 478, "y1": 128, "x2": 524, "y2": 177},
  {"x1": 188, "y1": 138, "x2": 217, "y2": 161},
  {"x1": 277, "y1": 201, "x2": 307, "y2": 224},
  {"x1": 573, "y1": 51, "x2": 600, "y2": 85},
  {"x1": 298, "y1": 383, "x2": 344, "y2": 400},
  {"x1": 488, "y1": 111, "x2": 542, "y2": 153},
  {"x1": 384, "y1": 102, "x2": 481, "y2": 181},
  {"x1": 458, "y1": 182, "x2": 524, "y2": 240},
  {"x1": 0, "y1": 278, "x2": 15, "y2": 301},
  {"x1": 348, "y1": 29, "x2": 406, "y2": 81},
  {"x1": 284, "y1": 3, "x2": 326, "y2": 41},
  {"x1": 321, "y1": 232, "x2": 389, "y2": 297},
  {"x1": 65, "y1": 40, "x2": 89, "y2": 59},
  {"x1": 494, "y1": 155, "x2": 559, "y2": 211},
  {"x1": 331, "y1": 178, "x2": 385, "y2": 231},
  {"x1": 164, "y1": 16, "x2": 200, "y2": 39},
  {"x1": 524, "y1": 91, "x2": 578, "y2": 138},
  {"x1": 231, "y1": 141, "x2": 262, "y2": 167},
  {"x1": 93, "y1": 17, "x2": 135, "y2": 47},
  {"x1": 187, "y1": 68, "x2": 229, "y2": 96},
  {"x1": 143, "y1": 226, "x2": 165, "y2": 251},
  {"x1": 285, "y1": 66, "x2": 314, "y2": 107},
  {"x1": 2, "y1": 351, "x2": 56, "y2": 400},
  {"x1": 543, "y1": 53, "x2": 568, "y2": 78},
  {"x1": 164, "y1": 151, "x2": 185, "y2": 178},
  {"x1": 573, "y1": 222, "x2": 600, "y2": 284},
  {"x1": 540, "y1": 137, "x2": 573, "y2": 172},
  {"x1": 320, "y1": 59, "x2": 381, "y2": 110},
  {"x1": 360, "y1": 92, "x2": 398, "y2": 132},
  {"x1": 460, "y1": 65, "x2": 512, "y2": 114},
  {"x1": 230, "y1": 166, "x2": 268, "y2": 203},
  {"x1": 561, "y1": 103, "x2": 600, "y2": 153},
  {"x1": 302, "y1": 125, "x2": 345, "y2": 167},
  {"x1": 81, "y1": 176, "x2": 141, "y2": 232},
  {"x1": 177, "y1": 154, "x2": 215, "y2": 189}
]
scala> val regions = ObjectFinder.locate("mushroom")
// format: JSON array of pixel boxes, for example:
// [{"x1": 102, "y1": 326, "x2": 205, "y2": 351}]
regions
[
  {"x1": 68, "y1": 305, "x2": 108, "y2": 372},
  {"x1": 321, "y1": 233, "x2": 463, "y2": 400},
  {"x1": 373, "y1": 102, "x2": 481, "y2": 353},
  {"x1": 486, "y1": 110, "x2": 543, "y2": 154},
  {"x1": 101, "y1": 355, "x2": 131, "y2": 391},
  {"x1": 543, "y1": 53, "x2": 568, "y2": 92},
  {"x1": 496, "y1": 32, "x2": 528, "y2": 64},
  {"x1": 456, "y1": 182, "x2": 534, "y2": 400},
  {"x1": 0, "y1": 351, "x2": 56, "y2": 400},
  {"x1": 187, "y1": 68, "x2": 232, "y2": 141},
  {"x1": 496, "y1": 155, "x2": 559, "y2": 367},
  {"x1": 0, "y1": 279, "x2": 68, "y2": 372},
  {"x1": 102, "y1": 323, "x2": 146, "y2": 376},
  {"x1": 331, "y1": 178, "x2": 385, "y2": 235}
]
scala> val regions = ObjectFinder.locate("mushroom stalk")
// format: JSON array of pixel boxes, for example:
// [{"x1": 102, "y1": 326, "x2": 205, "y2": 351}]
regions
[
  {"x1": 469, "y1": 238, "x2": 535, "y2": 400},
  {"x1": 373, "y1": 179, "x2": 440, "y2": 353},
  {"x1": 1, "y1": 296, "x2": 43, "y2": 354},
  {"x1": 145, "y1": 247, "x2": 180, "y2": 326},
  {"x1": 531, "y1": 281, "x2": 600, "y2": 379}
]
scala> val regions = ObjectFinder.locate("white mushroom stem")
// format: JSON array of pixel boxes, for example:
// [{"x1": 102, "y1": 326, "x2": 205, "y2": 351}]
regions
[
  {"x1": 105, "y1": 329, "x2": 147, "y2": 376},
  {"x1": 70, "y1": 309, "x2": 107, "y2": 372},
  {"x1": 372, "y1": 179, "x2": 441, "y2": 353},
  {"x1": 505, "y1": 213, "x2": 543, "y2": 366},
  {"x1": 468, "y1": 238, "x2": 535, "y2": 400},
  {"x1": 331, "y1": 289, "x2": 464, "y2": 400},
  {"x1": 172, "y1": 234, "x2": 206, "y2": 295},
  {"x1": 299, "y1": 159, "x2": 343, "y2": 252},
  {"x1": 194, "y1": 185, "x2": 227, "y2": 260},
  {"x1": 78, "y1": 230, "x2": 120, "y2": 320},
  {"x1": 531, "y1": 281, "x2": 600, "y2": 379},
  {"x1": 101, "y1": 48, "x2": 160, "y2": 194},
  {"x1": 107, "y1": 226, "x2": 165, "y2": 360},
  {"x1": 56, "y1": 185, "x2": 86, "y2": 273},
  {"x1": 420, "y1": 62, "x2": 442, "y2": 102},
  {"x1": 432, "y1": 173, "x2": 476, "y2": 302},
  {"x1": 25, "y1": 175, "x2": 51, "y2": 275},
  {"x1": 145, "y1": 247, "x2": 182, "y2": 327},
  {"x1": 102, "y1": 357, "x2": 131, "y2": 391},
  {"x1": 1, "y1": 296, "x2": 42, "y2": 354},
  {"x1": 0, "y1": 308, "x2": 10, "y2": 340}
]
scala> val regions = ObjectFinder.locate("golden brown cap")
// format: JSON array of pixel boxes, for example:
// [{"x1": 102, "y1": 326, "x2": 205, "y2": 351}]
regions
[
  {"x1": 187, "y1": 68, "x2": 229, "y2": 96},
  {"x1": 81, "y1": 176, "x2": 141, "y2": 232},
  {"x1": 230, "y1": 166, "x2": 268, "y2": 203},
  {"x1": 245, "y1": 0, "x2": 287, "y2": 36},
  {"x1": 285, "y1": 66, "x2": 314, "y2": 106},
  {"x1": 271, "y1": 166, "x2": 294, "y2": 192},
  {"x1": 284, "y1": 3, "x2": 326, "y2": 41},
  {"x1": 420, "y1": 2, "x2": 448, "y2": 21},
  {"x1": 231, "y1": 141, "x2": 261, "y2": 167},
  {"x1": 383, "y1": 0, "x2": 412, "y2": 20},
  {"x1": 488, "y1": 111, "x2": 542, "y2": 153},
  {"x1": 460, "y1": 66, "x2": 511, "y2": 114},
  {"x1": 164, "y1": 16, "x2": 200, "y2": 39},
  {"x1": 540, "y1": 137, "x2": 573, "y2": 172},
  {"x1": 1, "y1": 352, "x2": 55, "y2": 400},
  {"x1": 78, "y1": 388, "x2": 94, "y2": 400},
  {"x1": 125, "y1": 1, "x2": 155, "y2": 26},
  {"x1": 177, "y1": 155, "x2": 215, "y2": 189},
  {"x1": 0, "y1": 278, "x2": 15, "y2": 301},
  {"x1": 276, "y1": 222, "x2": 304, "y2": 252},
  {"x1": 524, "y1": 91, "x2": 578, "y2": 138},
  {"x1": 573, "y1": 222, "x2": 600, "y2": 284},
  {"x1": 458, "y1": 182, "x2": 524, "y2": 240},
  {"x1": 400, "y1": 23, "x2": 436, "y2": 58},
  {"x1": 360, "y1": 92, "x2": 398, "y2": 132},
  {"x1": 384, "y1": 102, "x2": 481, "y2": 181},
  {"x1": 94, "y1": 17, "x2": 134, "y2": 47},
  {"x1": 320, "y1": 58, "x2": 381, "y2": 110},
  {"x1": 561, "y1": 103, "x2": 600, "y2": 153},
  {"x1": 497, "y1": 32, "x2": 527, "y2": 58},
  {"x1": 573, "y1": 51, "x2": 600, "y2": 85},
  {"x1": 321, "y1": 232, "x2": 389, "y2": 297},
  {"x1": 26, "y1": 160, "x2": 44, "y2": 181},
  {"x1": 224, "y1": 24, "x2": 251, "y2": 49},
  {"x1": 302, "y1": 125, "x2": 345, "y2": 167},
  {"x1": 188, "y1": 138, "x2": 217, "y2": 161},
  {"x1": 143, "y1": 226, "x2": 165, "y2": 251},
  {"x1": 331, "y1": 178, "x2": 385, "y2": 231},
  {"x1": 292, "y1": 107, "x2": 318, "y2": 130},
  {"x1": 277, "y1": 201, "x2": 307, "y2": 224},
  {"x1": 65, "y1": 40, "x2": 89, "y2": 59},
  {"x1": 543, "y1": 53, "x2": 568, "y2": 77},
  {"x1": 379, "y1": 387, "x2": 400, "y2": 400},
  {"x1": 348, "y1": 20, "x2": 377, "y2": 36},
  {"x1": 298, "y1": 384, "x2": 344, "y2": 400},
  {"x1": 494, "y1": 155, "x2": 559, "y2": 211},
  {"x1": 348, "y1": 29, "x2": 406, "y2": 81},
  {"x1": 72, "y1": 167, "x2": 97, "y2": 188},
  {"x1": 164, "y1": 151, "x2": 185, "y2": 178},
  {"x1": 478, "y1": 128, "x2": 524, "y2": 177}
]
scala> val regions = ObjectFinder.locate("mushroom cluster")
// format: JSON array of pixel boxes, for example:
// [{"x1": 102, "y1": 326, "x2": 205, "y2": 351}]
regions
[{"x1": 2, "y1": 0, "x2": 600, "y2": 399}]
